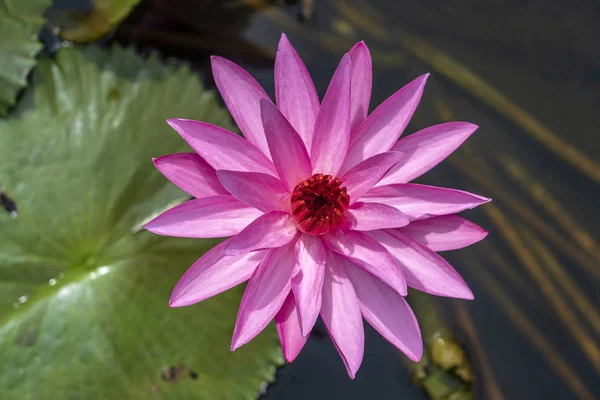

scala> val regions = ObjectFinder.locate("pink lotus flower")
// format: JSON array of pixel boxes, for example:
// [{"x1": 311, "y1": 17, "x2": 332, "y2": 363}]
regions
[{"x1": 144, "y1": 34, "x2": 489, "y2": 378}]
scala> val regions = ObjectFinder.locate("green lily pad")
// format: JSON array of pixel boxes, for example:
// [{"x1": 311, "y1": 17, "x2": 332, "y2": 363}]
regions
[
  {"x1": 0, "y1": 0, "x2": 51, "y2": 116},
  {"x1": 0, "y1": 46, "x2": 282, "y2": 399},
  {"x1": 53, "y1": 0, "x2": 141, "y2": 43}
]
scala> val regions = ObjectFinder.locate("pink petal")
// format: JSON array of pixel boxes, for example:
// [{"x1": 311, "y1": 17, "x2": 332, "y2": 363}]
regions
[
  {"x1": 378, "y1": 122, "x2": 478, "y2": 185},
  {"x1": 348, "y1": 41, "x2": 372, "y2": 132},
  {"x1": 216, "y1": 170, "x2": 289, "y2": 213},
  {"x1": 323, "y1": 230, "x2": 407, "y2": 296},
  {"x1": 211, "y1": 56, "x2": 272, "y2": 158},
  {"x1": 153, "y1": 153, "x2": 229, "y2": 199},
  {"x1": 310, "y1": 54, "x2": 352, "y2": 176},
  {"x1": 170, "y1": 239, "x2": 266, "y2": 307},
  {"x1": 232, "y1": 240, "x2": 298, "y2": 350},
  {"x1": 339, "y1": 152, "x2": 404, "y2": 204},
  {"x1": 347, "y1": 265, "x2": 423, "y2": 361},
  {"x1": 291, "y1": 234, "x2": 326, "y2": 336},
  {"x1": 367, "y1": 230, "x2": 473, "y2": 299},
  {"x1": 361, "y1": 183, "x2": 491, "y2": 220},
  {"x1": 167, "y1": 119, "x2": 276, "y2": 176},
  {"x1": 224, "y1": 211, "x2": 298, "y2": 256},
  {"x1": 260, "y1": 100, "x2": 312, "y2": 190},
  {"x1": 341, "y1": 74, "x2": 428, "y2": 172},
  {"x1": 144, "y1": 196, "x2": 262, "y2": 238},
  {"x1": 399, "y1": 215, "x2": 488, "y2": 251},
  {"x1": 342, "y1": 202, "x2": 409, "y2": 231},
  {"x1": 321, "y1": 251, "x2": 364, "y2": 379},
  {"x1": 274, "y1": 34, "x2": 320, "y2": 151},
  {"x1": 276, "y1": 293, "x2": 309, "y2": 362}
]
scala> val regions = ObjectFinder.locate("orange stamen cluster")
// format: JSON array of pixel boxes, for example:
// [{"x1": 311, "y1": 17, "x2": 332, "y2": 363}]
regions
[{"x1": 291, "y1": 173, "x2": 350, "y2": 235}]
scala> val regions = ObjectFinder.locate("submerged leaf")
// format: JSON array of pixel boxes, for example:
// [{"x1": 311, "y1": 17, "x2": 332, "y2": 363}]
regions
[
  {"x1": 0, "y1": 0, "x2": 51, "y2": 116},
  {"x1": 0, "y1": 46, "x2": 282, "y2": 398},
  {"x1": 54, "y1": 0, "x2": 141, "y2": 43}
]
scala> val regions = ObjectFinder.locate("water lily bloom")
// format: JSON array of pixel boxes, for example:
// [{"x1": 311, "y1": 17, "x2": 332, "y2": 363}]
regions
[{"x1": 144, "y1": 33, "x2": 490, "y2": 378}]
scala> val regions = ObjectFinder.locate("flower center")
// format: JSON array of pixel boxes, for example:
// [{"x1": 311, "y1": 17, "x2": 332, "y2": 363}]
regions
[{"x1": 291, "y1": 173, "x2": 350, "y2": 235}]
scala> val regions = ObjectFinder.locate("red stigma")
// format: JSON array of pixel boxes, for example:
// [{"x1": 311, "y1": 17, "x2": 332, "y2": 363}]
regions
[{"x1": 291, "y1": 173, "x2": 350, "y2": 235}]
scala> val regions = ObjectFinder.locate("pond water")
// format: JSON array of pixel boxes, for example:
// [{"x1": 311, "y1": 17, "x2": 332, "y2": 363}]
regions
[{"x1": 110, "y1": 1, "x2": 600, "y2": 398}]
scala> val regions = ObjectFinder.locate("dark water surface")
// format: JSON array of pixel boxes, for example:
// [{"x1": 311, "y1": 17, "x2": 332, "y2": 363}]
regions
[{"x1": 106, "y1": 1, "x2": 600, "y2": 398}]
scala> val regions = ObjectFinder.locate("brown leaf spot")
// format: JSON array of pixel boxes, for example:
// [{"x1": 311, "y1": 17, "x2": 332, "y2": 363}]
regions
[
  {"x1": 107, "y1": 87, "x2": 121, "y2": 101},
  {"x1": 1, "y1": 191, "x2": 17, "y2": 218},
  {"x1": 161, "y1": 364, "x2": 188, "y2": 383},
  {"x1": 15, "y1": 328, "x2": 39, "y2": 347}
]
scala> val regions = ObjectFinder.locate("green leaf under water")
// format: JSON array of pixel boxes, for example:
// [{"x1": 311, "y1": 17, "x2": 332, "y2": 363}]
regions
[
  {"x1": 0, "y1": 46, "x2": 282, "y2": 399},
  {"x1": 57, "y1": 0, "x2": 141, "y2": 43},
  {"x1": 0, "y1": 0, "x2": 51, "y2": 116}
]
